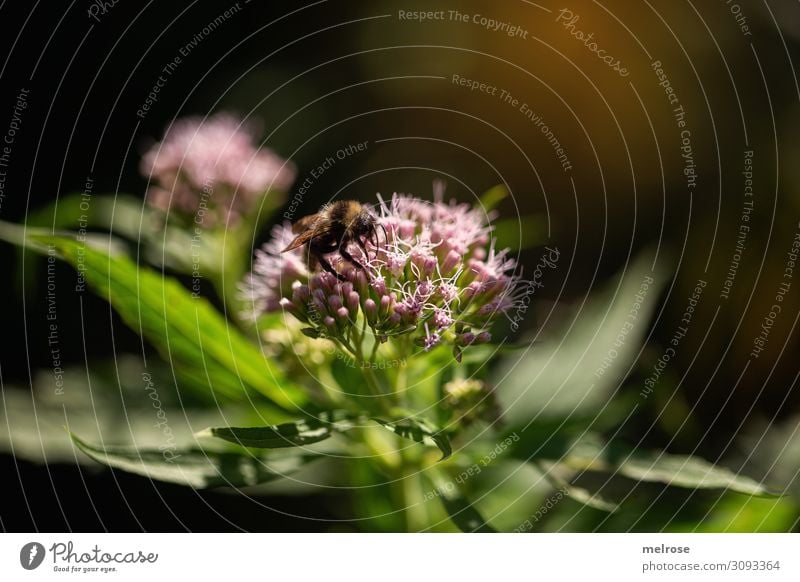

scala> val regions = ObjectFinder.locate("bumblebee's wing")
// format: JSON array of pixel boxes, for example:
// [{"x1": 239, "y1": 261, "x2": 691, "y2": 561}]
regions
[
  {"x1": 291, "y1": 214, "x2": 319, "y2": 234},
  {"x1": 282, "y1": 214, "x2": 323, "y2": 252}
]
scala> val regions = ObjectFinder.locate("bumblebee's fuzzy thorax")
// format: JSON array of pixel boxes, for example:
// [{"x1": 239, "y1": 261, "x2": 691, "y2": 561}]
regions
[{"x1": 330, "y1": 200, "x2": 362, "y2": 222}]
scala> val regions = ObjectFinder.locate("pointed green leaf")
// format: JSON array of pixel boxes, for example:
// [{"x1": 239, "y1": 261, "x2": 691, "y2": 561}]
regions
[
  {"x1": 373, "y1": 418, "x2": 452, "y2": 460},
  {"x1": 204, "y1": 413, "x2": 452, "y2": 460},
  {"x1": 479, "y1": 184, "x2": 509, "y2": 212},
  {"x1": 532, "y1": 459, "x2": 620, "y2": 513},
  {"x1": 557, "y1": 435, "x2": 775, "y2": 497},
  {"x1": 70, "y1": 433, "x2": 314, "y2": 489},
  {"x1": 204, "y1": 424, "x2": 331, "y2": 449},
  {"x1": 28, "y1": 235, "x2": 305, "y2": 413},
  {"x1": 203, "y1": 424, "x2": 332, "y2": 449},
  {"x1": 559, "y1": 484, "x2": 619, "y2": 512},
  {"x1": 616, "y1": 453, "x2": 774, "y2": 497},
  {"x1": 439, "y1": 494, "x2": 497, "y2": 532},
  {"x1": 425, "y1": 471, "x2": 496, "y2": 532},
  {"x1": 497, "y1": 251, "x2": 665, "y2": 426}
]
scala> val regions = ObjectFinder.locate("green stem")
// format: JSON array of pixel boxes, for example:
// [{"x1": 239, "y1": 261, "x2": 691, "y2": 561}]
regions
[
  {"x1": 402, "y1": 467, "x2": 428, "y2": 532},
  {"x1": 369, "y1": 334, "x2": 380, "y2": 363},
  {"x1": 335, "y1": 334, "x2": 390, "y2": 414},
  {"x1": 394, "y1": 335, "x2": 410, "y2": 401},
  {"x1": 358, "y1": 349, "x2": 389, "y2": 407}
]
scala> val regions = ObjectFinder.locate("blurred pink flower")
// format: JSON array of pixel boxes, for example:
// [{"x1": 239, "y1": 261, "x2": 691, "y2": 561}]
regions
[{"x1": 141, "y1": 113, "x2": 296, "y2": 227}]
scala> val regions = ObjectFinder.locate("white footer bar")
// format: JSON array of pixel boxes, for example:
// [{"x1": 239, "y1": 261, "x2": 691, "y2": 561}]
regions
[{"x1": 1, "y1": 533, "x2": 797, "y2": 581}]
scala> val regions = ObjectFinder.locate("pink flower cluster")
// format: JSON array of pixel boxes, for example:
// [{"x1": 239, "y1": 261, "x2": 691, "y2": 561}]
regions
[
  {"x1": 140, "y1": 113, "x2": 296, "y2": 227},
  {"x1": 241, "y1": 184, "x2": 525, "y2": 359}
]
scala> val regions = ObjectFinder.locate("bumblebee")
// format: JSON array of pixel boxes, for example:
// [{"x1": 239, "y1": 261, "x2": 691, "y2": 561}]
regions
[{"x1": 283, "y1": 200, "x2": 383, "y2": 280}]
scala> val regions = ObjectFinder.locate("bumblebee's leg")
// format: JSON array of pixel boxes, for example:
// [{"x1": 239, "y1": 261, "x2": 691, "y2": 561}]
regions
[
  {"x1": 355, "y1": 236, "x2": 372, "y2": 261},
  {"x1": 310, "y1": 241, "x2": 347, "y2": 281},
  {"x1": 317, "y1": 253, "x2": 346, "y2": 281},
  {"x1": 339, "y1": 245, "x2": 364, "y2": 271}
]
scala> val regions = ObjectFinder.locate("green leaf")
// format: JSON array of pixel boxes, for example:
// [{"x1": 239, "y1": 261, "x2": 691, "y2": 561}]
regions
[
  {"x1": 10, "y1": 195, "x2": 155, "y2": 295},
  {"x1": 615, "y1": 453, "x2": 774, "y2": 497},
  {"x1": 373, "y1": 418, "x2": 452, "y2": 460},
  {"x1": 557, "y1": 435, "x2": 775, "y2": 497},
  {"x1": 204, "y1": 413, "x2": 452, "y2": 461},
  {"x1": 0, "y1": 356, "x2": 245, "y2": 464},
  {"x1": 201, "y1": 412, "x2": 356, "y2": 449},
  {"x1": 439, "y1": 495, "x2": 497, "y2": 532},
  {"x1": 32, "y1": 235, "x2": 306, "y2": 413},
  {"x1": 202, "y1": 424, "x2": 332, "y2": 449},
  {"x1": 27, "y1": 193, "x2": 152, "y2": 240},
  {"x1": 425, "y1": 471, "x2": 496, "y2": 532},
  {"x1": 532, "y1": 460, "x2": 620, "y2": 513},
  {"x1": 497, "y1": 250, "x2": 666, "y2": 426},
  {"x1": 479, "y1": 184, "x2": 509, "y2": 212},
  {"x1": 70, "y1": 433, "x2": 315, "y2": 489}
]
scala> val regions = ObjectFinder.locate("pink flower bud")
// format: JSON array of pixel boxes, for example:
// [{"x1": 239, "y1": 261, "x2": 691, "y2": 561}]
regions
[
  {"x1": 328, "y1": 295, "x2": 343, "y2": 311},
  {"x1": 458, "y1": 333, "x2": 475, "y2": 346},
  {"x1": 364, "y1": 298, "x2": 378, "y2": 322},
  {"x1": 347, "y1": 291, "x2": 361, "y2": 315},
  {"x1": 379, "y1": 294, "x2": 392, "y2": 316},
  {"x1": 442, "y1": 250, "x2": 461, "y2": 273},
  {"x1": 399, "y1": 221, "x2": 416, "y2": 239},
  {"x1": 371, "y1": 278, "x2": 387, "y2": 295}
]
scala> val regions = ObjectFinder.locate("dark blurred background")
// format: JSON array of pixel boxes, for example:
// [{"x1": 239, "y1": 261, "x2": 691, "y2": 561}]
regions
[{"x1": 1, "y1": 0, "x2": 799, "y2": 531}]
